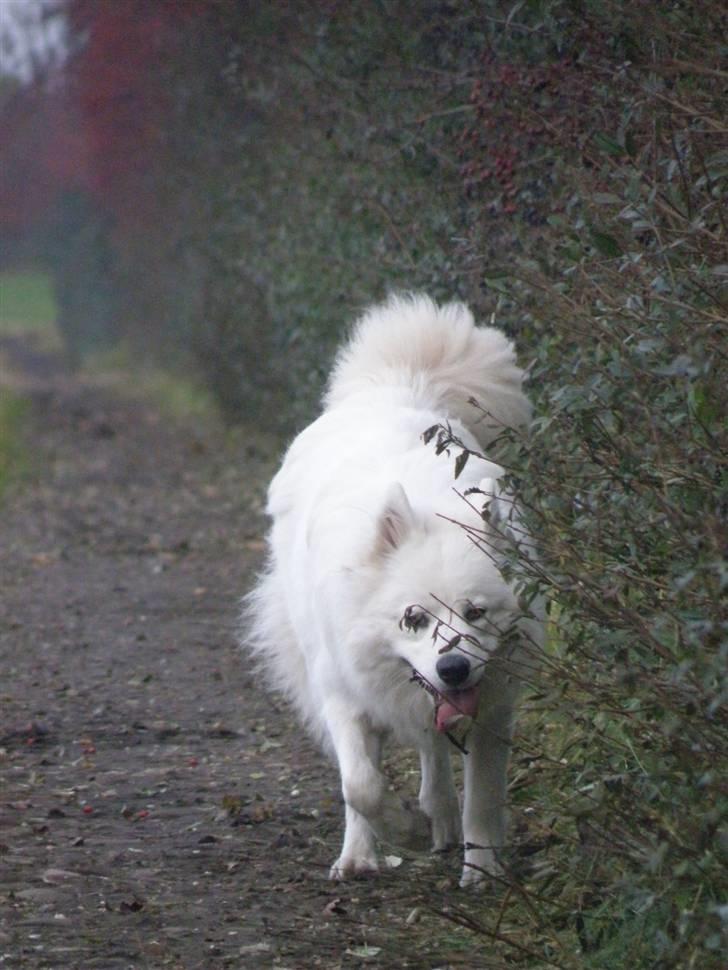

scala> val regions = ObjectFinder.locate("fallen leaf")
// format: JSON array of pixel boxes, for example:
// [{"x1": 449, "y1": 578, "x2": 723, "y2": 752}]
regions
[
  {"x1": 42, "y1": 868, "x2": 81, "y2": 885},
  {"x1": 119, "y1": 897, "x2": 145, "y2": 913},
  {"x1": 346, "y1": 946, "x2": 381, "y2": 958},
  {"x1": 31, "y1": 552, "x2": 56, "y2": 567},
  {"x1": 323, "y1": 897, "x2": 347, "y2": 916},
  {"x1": 239, "y1": 943, "x2": 271, "y2": 955}
]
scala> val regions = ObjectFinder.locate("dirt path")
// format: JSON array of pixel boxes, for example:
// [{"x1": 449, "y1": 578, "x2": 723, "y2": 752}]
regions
[{"x1": 0, "y1": 343, "x2": 507, "y2": 970}]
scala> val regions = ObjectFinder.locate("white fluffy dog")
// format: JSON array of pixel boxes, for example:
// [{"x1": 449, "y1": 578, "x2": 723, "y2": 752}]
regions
[{"x1": 244, "y1": 294, "x2": 543, "y2": 886}]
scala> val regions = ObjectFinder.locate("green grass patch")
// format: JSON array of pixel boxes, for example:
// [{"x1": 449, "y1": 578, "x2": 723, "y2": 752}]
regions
[
  {"x1": 0, "y1": 392, "x2": 30, "y2": 499},
  {"x1": 141, "y1": 368, "x2": 220, "y2": 421},
  {"x1": 0, "y1": 270, "x2": 60, "y2": 347},
  {"x1": 85, "y1": 343, "x2": 220, "y2": 422}
]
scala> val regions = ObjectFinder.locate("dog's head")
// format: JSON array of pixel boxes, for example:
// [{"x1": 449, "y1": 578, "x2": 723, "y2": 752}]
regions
[{"x1": 368, "y1": 482, "x2": 522, "y2": 733}]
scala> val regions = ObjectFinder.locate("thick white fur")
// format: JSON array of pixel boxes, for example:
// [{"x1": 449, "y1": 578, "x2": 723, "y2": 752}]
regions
[
  {"x1": 243, "y1": 293, "x2": 543, "y2": 886},
  {"x1": 324, "y1": 293, "x2": 531, "y2": 449}
]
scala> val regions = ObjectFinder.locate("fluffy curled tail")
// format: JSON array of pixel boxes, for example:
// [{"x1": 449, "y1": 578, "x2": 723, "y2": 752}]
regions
[{"x1": 323, "y1": 293, "x2": 531, "y2": 448}]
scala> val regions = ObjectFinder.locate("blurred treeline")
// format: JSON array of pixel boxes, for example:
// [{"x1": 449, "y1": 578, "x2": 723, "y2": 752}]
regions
[{"x1": 1, "y1": 1, "x2": 726, "y2": 966}]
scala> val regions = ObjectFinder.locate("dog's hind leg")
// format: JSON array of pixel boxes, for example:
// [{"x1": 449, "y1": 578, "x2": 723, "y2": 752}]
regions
[
  {"x1": 324, "y1": 697, "x2": 431, "y2": 877},
  {"x1": 460, "y1": 699, "x2": 515, "y2": 888},
  {"x1": 419, "y1": 733, "x2": 461, "y2": 851}
]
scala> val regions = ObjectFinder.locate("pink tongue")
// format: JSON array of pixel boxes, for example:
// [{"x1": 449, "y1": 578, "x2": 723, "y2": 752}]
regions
[{"x1": 435, "y1": 686, "x2": 480, "y2": 733}]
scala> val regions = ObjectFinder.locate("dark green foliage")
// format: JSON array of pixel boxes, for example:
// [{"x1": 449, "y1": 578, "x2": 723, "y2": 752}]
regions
[{"x1": 451, "y1": 4, "x2": 726, "y2": 965}]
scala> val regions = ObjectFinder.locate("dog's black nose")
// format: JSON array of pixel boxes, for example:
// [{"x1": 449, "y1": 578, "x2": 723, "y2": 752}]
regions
[{"x1": 436, "y1": 653, "x2": 471, "y2": 687}]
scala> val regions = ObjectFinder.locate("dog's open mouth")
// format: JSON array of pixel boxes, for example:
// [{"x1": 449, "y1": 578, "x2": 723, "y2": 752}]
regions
[
  {"x1": 409, "y1": 669, "x2": 481, "y2": 746},
  {"x1": 434, "y1": 685, "x2": 481, "y2": 734}
]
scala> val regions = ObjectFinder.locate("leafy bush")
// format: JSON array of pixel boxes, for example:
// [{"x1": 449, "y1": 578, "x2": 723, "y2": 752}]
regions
[{"x1": 442, "y1": 3, "x2": 727, "y2": 965}]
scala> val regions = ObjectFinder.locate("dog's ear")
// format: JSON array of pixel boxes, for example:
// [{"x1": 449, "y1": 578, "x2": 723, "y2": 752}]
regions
[{"x1": 374, "y1": 482, "x2": 415, "y2": 557}]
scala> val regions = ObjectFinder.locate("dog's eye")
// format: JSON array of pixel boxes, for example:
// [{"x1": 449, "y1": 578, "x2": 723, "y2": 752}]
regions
[
  {"x1": 401, "y1": 607, "x2": 430, "y2": 632},
  {"x1": 464, "y1": 605, "x2": 487, "y2": 624}
]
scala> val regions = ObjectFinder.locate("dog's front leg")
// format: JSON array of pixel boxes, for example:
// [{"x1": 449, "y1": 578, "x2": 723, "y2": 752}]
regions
[
  {"x1": 330, "y1": 803, "x2": 379, "y2": 880},
  {"x1": 460, "y1": 701, "x2": 515, "y2": 887},
  {"x1": 419, "y1": 732, "x2": 461, "y2": 851},
  {"x1": 329, "y1": 720, "x2": 382, "y2": 879},
  {"x1": 325, "y1": 698, "x2": 431, "y2": 879}
]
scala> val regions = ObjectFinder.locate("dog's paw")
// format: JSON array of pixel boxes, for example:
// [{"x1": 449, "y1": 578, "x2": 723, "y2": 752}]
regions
[
  {"x1": 329, "y1": 853, "x2": 379, "y2": 881},
  {"x1": 459, "y1": 846, "x2": 502, "y2": 889},
  {"x1": 429, "y1": 807, "x2": 462, "y2": 852},
  {"x1": 420, "y1": 784, "x2": 461, "y2": 852},
  {"x1": 372, "y1": 796, "x2": 432, "y2": 852},
  {"x1": 401, "y1": 802, "x2": 433, "y2": 851},
  {"x1": 459, "y1": 864, "x2": 489, "y2": 889}
]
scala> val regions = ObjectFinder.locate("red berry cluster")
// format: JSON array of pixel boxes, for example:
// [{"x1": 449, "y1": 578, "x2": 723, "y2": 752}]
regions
[{"x1": 458, "y1": 52, "x2": 595, "y2": 217}]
